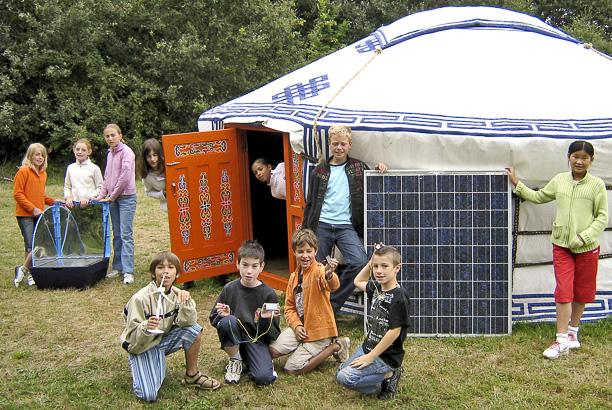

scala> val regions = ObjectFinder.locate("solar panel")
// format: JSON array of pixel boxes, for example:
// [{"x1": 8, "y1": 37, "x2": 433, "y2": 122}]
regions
[{"x1": 364, "y1": 171, "x2": 512, "y2": 336}]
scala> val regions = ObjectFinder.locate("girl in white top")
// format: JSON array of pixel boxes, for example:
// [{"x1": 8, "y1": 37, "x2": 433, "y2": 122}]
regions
[
  {"x1": 64, "y1": 138, "x2": 103, "y2": 208},
  {"x1": 251, "y1": 158, "x2": 286, "y2": 200},
  {"x1": 137, "y1": 138, "x2": 167, "y2": 213}
]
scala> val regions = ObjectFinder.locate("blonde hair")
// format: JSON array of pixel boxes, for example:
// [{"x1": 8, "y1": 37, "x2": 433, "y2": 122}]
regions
[
  {"x1": 104, "y1": 123, "x2": 122, "y2": 135},
  {"x1": 73, "y1": 138, "x2": 92, "y2": 151},
  {"x1": 328, "y1": 125, "x2": 352, "y2": 144},
  {"x1": 22, "y1": 143, "x2": 48, "y2": 172}
]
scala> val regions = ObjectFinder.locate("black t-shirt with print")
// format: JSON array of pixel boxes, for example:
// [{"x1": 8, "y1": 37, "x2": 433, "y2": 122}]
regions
[{"x1": 363, "y1": 280, "x2": 410, "y2": 369}]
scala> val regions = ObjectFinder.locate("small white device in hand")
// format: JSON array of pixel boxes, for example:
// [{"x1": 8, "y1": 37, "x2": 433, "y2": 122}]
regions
[{"x1": 264, "y1": 303, "x2": 280, "y2": 311}]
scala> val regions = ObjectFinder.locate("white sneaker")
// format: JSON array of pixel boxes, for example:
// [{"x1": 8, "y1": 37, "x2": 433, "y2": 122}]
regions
[
  {"x1": 542, "y1": 340, "x2": 569, "y2": 359},
  {"x1": 123, "y1": 273, "x2": 134, "y2": 284},
  {"x1": 106, "y1": 269, "x2": 122, "y2": 279},
  {"x1": 333, "y1": 337, "x2": 351, "y2": 363},
  {"x1": 225, "y1": 358, "x2": 242, "y2": 384},
  {"x1": 568, "y1": 330, "x2": 581, "y2": 349},
  {"x1": 26, "y1": 274, "x2": 35, "y2": 286},
  {"x1": 14, "y1": 266, "x2": 27, "y2": 287}
]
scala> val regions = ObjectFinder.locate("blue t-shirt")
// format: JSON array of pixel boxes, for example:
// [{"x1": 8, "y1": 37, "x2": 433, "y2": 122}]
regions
[{"x1": 319, "y1": 162, "x2": 351, "y2": 225}]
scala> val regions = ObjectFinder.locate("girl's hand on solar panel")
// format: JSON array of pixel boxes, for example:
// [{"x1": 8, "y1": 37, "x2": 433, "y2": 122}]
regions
[{"x1": 505, "y1": 167, "x2": 518, "y2": 186}]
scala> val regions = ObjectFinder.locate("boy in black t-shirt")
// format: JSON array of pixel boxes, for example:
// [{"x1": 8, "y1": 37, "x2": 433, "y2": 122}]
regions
[
  {"x1": 336, "y1": 244, "x2": 410, "y2": 399},
  {"x1": 209, "y1": 240, "x2": 281, "y2": 386}
]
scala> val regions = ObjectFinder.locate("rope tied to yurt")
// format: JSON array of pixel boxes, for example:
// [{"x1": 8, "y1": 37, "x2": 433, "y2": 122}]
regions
[
  {"x1": 310, "y1": 47, "x2": 383, "y2": 164},
  {"x1": 583, "y1": 43, "x2": 612, "y2": 61}
]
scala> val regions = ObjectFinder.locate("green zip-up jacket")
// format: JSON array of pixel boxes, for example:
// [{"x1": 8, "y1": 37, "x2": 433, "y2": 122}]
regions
[{"x1": 514, "y1": 171, "x2": 608, "y2": 253}]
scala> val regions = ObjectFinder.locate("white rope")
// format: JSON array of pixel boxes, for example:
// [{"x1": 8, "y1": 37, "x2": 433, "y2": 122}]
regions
[
  {"x1": 583, "y1": 43, "x2": 612, "y2": 61},
  {"x1": 312, "y1": 48, "x2": 383, "y2": 163}
]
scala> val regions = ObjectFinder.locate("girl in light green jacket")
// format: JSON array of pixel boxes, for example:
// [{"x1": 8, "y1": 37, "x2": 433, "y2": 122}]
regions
[{"x1": 506, "y1": 140, "x2": 608, "y2": 360}]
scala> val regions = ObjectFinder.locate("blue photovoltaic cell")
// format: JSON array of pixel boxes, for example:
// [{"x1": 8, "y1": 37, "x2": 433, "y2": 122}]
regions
[{"x1": 365, "y1": 171, "x2": 511, "y2": 335}]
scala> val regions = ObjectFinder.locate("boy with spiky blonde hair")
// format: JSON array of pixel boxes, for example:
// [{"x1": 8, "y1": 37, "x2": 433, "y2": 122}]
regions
[{"x1": 303, "y1": 125, "x2": 388, "y2": 312}]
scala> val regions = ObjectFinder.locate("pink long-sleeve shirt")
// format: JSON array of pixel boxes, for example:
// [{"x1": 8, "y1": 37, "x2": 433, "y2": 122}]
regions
[{"x1": 97, "y1": 142, "x2": 136, "y2": 201}]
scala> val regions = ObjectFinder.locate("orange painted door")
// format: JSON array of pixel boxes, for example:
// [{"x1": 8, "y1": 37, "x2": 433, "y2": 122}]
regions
[
  {"x1": 284, "y1": 141, "x2": 306, "y2": 274},
  {"x1": 162, "y1": 129, "x2": 250, "y2": 283}
]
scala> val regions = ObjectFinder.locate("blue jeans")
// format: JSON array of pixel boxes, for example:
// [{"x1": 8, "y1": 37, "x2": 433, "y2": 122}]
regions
[
  {"x1": 336, "y1": 344, "x2": 394, "y2": 395},
  {"x1": 17, "y1": 216, "x2": 38, "y2": 252},
  {"x1": 215, "y1": 316, "x2": 277, "y2": 385},
  {"x1": 109, "y1": 194, "x2": 137, "y2": 274},
  {"x1": 316, "y1": 222, "x2": 368, "y2": 311}
]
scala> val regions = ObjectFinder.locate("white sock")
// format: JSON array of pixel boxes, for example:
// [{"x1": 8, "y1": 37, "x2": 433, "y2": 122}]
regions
[
  {"x1": 568, "y1": 325, "x2": 579, "y2": 335},
  {"x1": 556, "y1": 333, "x2": 568, "y2": 346},
  {"x1": 230, "y1": 351, "x2": 242, "y2": 361}
]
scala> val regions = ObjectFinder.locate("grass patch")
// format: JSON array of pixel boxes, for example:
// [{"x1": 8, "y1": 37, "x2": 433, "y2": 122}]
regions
[{"x1": 0, "y1": 177, "x2": 611, "y2": 408}]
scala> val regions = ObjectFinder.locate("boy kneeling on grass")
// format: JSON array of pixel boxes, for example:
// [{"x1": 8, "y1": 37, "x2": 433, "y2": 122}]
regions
[
  {"x1": 209, "y1": 240, "x2": 281, "y2": 386},
  {"x1": 336, "y1": 244, "x2": 410, "y2": 399},
  {"x1": 120, "y1": 251, "x2": 219, "y2": 402},
  {"x1": 269, "y1": 229, "x2": 350, "y2": 374}
]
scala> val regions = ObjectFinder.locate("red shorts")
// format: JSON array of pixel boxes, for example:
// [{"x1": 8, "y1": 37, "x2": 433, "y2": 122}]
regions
[{"x1": 552, "y1": 244, "x2": 599, "y2": 303}]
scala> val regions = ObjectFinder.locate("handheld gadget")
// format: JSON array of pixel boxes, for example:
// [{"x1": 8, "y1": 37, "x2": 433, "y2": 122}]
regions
[{"x1": 263, "y1": 303, "x2": 280, "y2": 311}]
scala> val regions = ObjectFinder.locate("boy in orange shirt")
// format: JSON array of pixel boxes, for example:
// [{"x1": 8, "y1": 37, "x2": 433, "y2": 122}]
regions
[{"x1": 269, "y1": 229, "x2": 350, "y2": 373}]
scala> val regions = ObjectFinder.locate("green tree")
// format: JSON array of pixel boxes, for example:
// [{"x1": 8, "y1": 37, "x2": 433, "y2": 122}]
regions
[
  {"x1": 2, "y1": 0, "x2": 611, "y2": 168},
  {"x1": 0, "y1": 0, "x2": 306, "y2": 165},
  {"x1": 307, "y1": 0, "x2": 349, "y2": 60}
]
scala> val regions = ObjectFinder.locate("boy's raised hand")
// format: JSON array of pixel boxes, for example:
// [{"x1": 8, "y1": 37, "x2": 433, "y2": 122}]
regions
[
  {"x1": 172, "y1": 286, "x2": 191, "y2": 304},
  {"x1": 215, "y1": 302, "x2": 230, "y2": 317},
  {"x1": 325, "y1": 258, "x2": 338, "y2": 277}
]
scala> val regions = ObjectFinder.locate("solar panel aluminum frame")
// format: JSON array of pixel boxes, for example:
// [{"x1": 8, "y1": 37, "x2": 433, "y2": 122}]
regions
[{"x1": 364, "y1": 170, "x2": 513, "y2": 336}]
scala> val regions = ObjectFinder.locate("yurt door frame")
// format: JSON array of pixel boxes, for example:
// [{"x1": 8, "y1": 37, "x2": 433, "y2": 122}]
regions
[{"x1": 162, "y1": 126, "x2": 303, "y2": 290}]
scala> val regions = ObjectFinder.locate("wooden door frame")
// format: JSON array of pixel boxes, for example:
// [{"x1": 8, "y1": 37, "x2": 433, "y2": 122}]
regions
[{"x1": 224, "y1": 123, "x2": 305, "y2": 290}]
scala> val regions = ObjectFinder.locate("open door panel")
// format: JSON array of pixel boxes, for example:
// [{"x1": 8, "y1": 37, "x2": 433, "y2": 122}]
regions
[{"x1": 162, "y1": 129, "x2": 250, "y2": 283}]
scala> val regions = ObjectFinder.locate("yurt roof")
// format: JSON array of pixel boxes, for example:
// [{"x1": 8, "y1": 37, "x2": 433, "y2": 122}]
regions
[{"x1": 199, "y1": 6, "x2": 612, "y2": 186}]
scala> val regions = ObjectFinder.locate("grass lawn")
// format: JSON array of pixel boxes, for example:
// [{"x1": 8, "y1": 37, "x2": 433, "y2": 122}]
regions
[{"x1": 0, "y1": 169, "x2": 611, "y2": 409}]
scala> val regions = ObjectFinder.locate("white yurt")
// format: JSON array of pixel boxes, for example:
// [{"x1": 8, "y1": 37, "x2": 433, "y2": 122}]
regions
[{"x1": 198, "y1": 6, "x2": 612, "y2": 324}]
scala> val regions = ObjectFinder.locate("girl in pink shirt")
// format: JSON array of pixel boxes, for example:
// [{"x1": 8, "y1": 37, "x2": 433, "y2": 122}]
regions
[{"x1": 96, "y1": 124, "x2": 137, "y2": 285}]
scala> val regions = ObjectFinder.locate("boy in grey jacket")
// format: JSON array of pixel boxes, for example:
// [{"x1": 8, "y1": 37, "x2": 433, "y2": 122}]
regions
[{"x1": 121, "y1": 251, "x2": 219, "y2": 401}]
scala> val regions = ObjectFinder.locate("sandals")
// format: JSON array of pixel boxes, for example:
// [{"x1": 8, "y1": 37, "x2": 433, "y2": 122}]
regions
[{"x1": 182, "y1": 371, "x2": 220, "y2": 390}]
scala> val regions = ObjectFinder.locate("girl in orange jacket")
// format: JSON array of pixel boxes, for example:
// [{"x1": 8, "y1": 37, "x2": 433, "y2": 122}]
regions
[{"x1": 13, "y1": 143, "x2": 60, "y2": 287}]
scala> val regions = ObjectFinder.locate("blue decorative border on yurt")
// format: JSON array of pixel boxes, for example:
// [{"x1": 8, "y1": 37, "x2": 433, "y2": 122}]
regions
[{"x1": 199, "y1": 103, "x2": 612, "y2": 140}]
